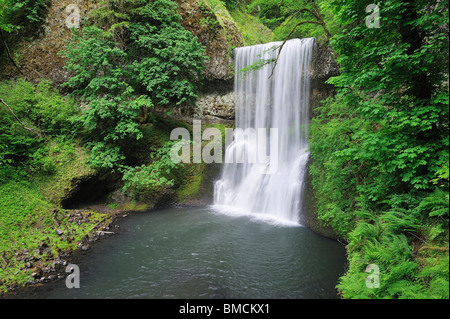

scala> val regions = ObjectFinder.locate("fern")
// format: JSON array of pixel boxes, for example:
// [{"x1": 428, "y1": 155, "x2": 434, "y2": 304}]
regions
[
  {"x1": 419, "y1": 188, "x2": 449, "y2": 217},
  {"x1": 89, "y1": 0, "x2": 146, "y2": 46},
  {"x1": 381, "y1": 209, "x2": 420, "y2": 233},
  {"x1": 386, "y1": 279, "x2": 423, "y2": 299}
]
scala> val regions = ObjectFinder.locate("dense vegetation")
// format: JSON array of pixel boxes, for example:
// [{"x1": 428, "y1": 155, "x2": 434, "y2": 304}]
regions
[
  {"x1": 0, "y1": 0, "x2": 448, "y2": 299},
  {"x1": 217, "y1": 0, "x2": 449, "y2": 299},
  {"x1": 62, "y1": 0, "x2": 206, "y2": 172},
  {"x1": 308, "y1": 0, "x2": 449, "y2": 298},
  {"x1": 0, "y1": 77, "x2": 112, "y2": 291},
  {"x1": 0, "y1": 0, "x2": 210, "y2": 292}
]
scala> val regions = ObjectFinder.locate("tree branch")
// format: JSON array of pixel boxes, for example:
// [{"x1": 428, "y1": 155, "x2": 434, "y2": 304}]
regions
[
  {"x1": 268, "y1": 0, "x2": 332, "y2": 78},
  {"x1": 0, "y1": 97, "x2": 45, "y2": 137},
  {"x1": 310, "y1": 0, "x2": 332, "y2": 42},
  {"x1": 0, "y1": 29, "x2": 24, "y2": 75},
  {"x1": 269, "y1": 21, "x2": 321, "y2": 79},
  {"x1": 284, "y1": 8, "x2": 319, "y2": 26}
]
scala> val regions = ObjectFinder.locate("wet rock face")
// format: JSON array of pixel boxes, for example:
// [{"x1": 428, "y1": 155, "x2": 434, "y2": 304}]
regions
[
  {"x1": 175, "y1": 0, "x2": 243, "y2": 81},
  {"x1": 0, "y1": 0, "x2": 96, "y2": 86},
  {"x1": 195, "y1": 80, "x2": 235, "y2": 120},
  {"x1": 196, "y1": 91, "x2": 235, "y2": 120},
  {"x1": 191, "y1": 41, "x2": 340, "y2": 122},
  {"x1": 309, "y1": 42, "x2": 339, "y2": 118},
  {"x1": 311, "y1": 42, "x2": 340, "y2": 83},
  {"x1": 172, "y1": 0, "x2": 243, "y2": 121}
]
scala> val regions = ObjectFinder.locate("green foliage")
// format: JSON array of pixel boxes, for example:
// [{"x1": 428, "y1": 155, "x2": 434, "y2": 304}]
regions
[
  {"x1": 309, "y1": 0, "x2": 449, "y2": 299},
  {"x1": 247, "y1": 0, "x2": 294, "y2": 30},
  {"x1": 325, "y1": 0, "x2": 449, "y2": 199},
  {"x1": 62, "y1": 0, "x2": 206, "y2": 171},
  {"x1": 309, "y1": 96, "x2": 367, "y2": 236},
  {"x1": 200, "y1": 15, "x2": 219, "y2": 29},
  {"x1": 0, "y1": 80, "x2": 105, "y2": 292},
  {"x1": 0, "y1": 79, "x2": 76, "y2": 134},
  {"x1": 337, "y1": 206, "x2": 448, "y2": 299},
  {"x1": 219, "y1": 0, "x2": 238, "y2": 11},
  {"x1": 0, "y1": 0, "x2": 49, "y2": 32},
  {"x1": 0, "y1": 79, "x2": 77, "y2": 170},
  {"x1": 245, "y1": 0, "x2": 338, "y2": 43},
  {"x1": 89, "y1": 0, "x2": 143, "y2": 43},
  {"x1": 61, "y1": 25, "x2": 145, "y2": 169},
  {"x1": 230, "y1": 8, "x2": 273, "y2": 46},
  {"x1": 419, "y1": 188, "x2": 449, "y2": 218},
  {"x1": 0, "y1": 180, "x2": 52, "y2": 240},
  {"x1": 128, "y1": 0, "x2": 206, "y2": 107},
  {"x1": 0, "y1": 179, "x2": 110, "y2": 292},
  {"x1": 237, "y1": 53, "x2": 276, "y2": 79},
  {"x1": 122, "y1": 140, "x2": 182, "y2": 199},
  {"x1": 0, "y1": 143, "x2": 11, "y2": 165},
  {"x1": 310, "y1": 96, "x2": 449, "y2": 297}
]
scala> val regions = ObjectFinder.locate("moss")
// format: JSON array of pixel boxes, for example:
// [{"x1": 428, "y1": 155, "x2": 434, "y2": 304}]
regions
[
  {"x1": 176, "y1": 0, "x2": 243, "y2": 80},
  {"x1": 118, "y1": 201, "x2": 150, "y2": 212},
  {"x1": 35, "y1": 140, "x2": 95, "y2": 206},
  {"x1": 0, "y1": 179, "x2": 111, "y2": 292},
  {"x1": 176, "y1": 162, "x2": 206, "y2": 203},
  {"x1": 201, "y1": 0, "x2": 241, "y2": 44},
  {"x1": 175, "y1": 122, "x2": 232, "y2": 204},
  {"x1": 230, "y1": 9, "x2": 273, "y2": 46},
  {"x1": 0, "y1": 0, "x2": 101, "y2": 85}
]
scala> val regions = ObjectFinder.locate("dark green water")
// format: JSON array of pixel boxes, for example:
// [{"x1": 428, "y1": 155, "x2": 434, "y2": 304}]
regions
[{"x1": 21, "y1": 207, "x2": 347, "y2": 299}]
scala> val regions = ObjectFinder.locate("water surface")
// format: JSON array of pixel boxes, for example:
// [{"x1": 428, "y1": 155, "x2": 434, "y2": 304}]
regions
[{"x1": 23, "y1": 207, "x2": 346, "y2": 299}]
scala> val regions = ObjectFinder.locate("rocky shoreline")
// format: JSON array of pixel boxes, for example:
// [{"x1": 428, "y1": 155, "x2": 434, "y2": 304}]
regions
[
  {"x1": 0, "y1": 200, "x2": 212, "y2": 299},
  {"x1": 0, "y1": 206, "x2": 127, "y2": 298},
  {"x1": 0, "y1": 169, "x2": 342, "y2": 299}
]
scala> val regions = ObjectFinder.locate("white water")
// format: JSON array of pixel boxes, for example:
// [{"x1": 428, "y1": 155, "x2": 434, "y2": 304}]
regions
[{"x1": 213, "y1": 38, "x2": 315, "y2": 225}]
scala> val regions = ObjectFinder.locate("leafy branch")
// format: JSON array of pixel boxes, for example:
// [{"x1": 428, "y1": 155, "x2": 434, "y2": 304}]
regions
[{"x1": 269, "y1": 0, "x2": 331, "y2": 78}]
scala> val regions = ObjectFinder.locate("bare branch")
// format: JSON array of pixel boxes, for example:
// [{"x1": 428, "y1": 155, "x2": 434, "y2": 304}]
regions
[
  {"x1": 268, "y1": 0, "x2": 332, "y2": 78},
  {"x1": 269, "y1": 21, "x2": 321, "y2": 79},
  {"x1": 284, "y1": 8, "x2": 319, "y2": 26},
  {"x1": 0, "y1": 29, "x2": 24, "y2": 75},
  {"x1": 0, "y1": 97, "x2": 45, "y2": 137}
]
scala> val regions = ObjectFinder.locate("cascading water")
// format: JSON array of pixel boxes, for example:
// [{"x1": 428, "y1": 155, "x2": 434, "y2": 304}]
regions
[{"x1": 213, "y1": 38, "x2": 315, "y2": 225}]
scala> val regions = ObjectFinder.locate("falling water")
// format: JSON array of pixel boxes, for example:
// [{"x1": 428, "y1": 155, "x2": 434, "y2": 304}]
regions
[{"x1": 213, "y1": 38, "x2": 315, "y2": 225}]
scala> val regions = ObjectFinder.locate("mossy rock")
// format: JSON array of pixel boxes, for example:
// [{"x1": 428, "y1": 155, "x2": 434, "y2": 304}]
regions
[{"x1": 176, "y1": 0, "x2": 243, "y2": 81}]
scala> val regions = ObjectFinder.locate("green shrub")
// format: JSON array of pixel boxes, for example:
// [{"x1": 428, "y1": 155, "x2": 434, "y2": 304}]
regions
[
  {"x1": 0, "y1": 0, "x2": 49, "y2": 32},
  {"x1": 62, "y1": 0, "x2": 206, "y2": 171},
  {"x1": 0, "y1": 79, "x2": 77, "y2": 169},
  {"x1": 122, "y1": 140, "x2": 183, "y2": 199}
]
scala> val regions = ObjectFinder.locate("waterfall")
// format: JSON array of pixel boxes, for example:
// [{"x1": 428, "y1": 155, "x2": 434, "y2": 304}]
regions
[{"x1": 213, "y1": 38, "x2": 315, "y2": 225}]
